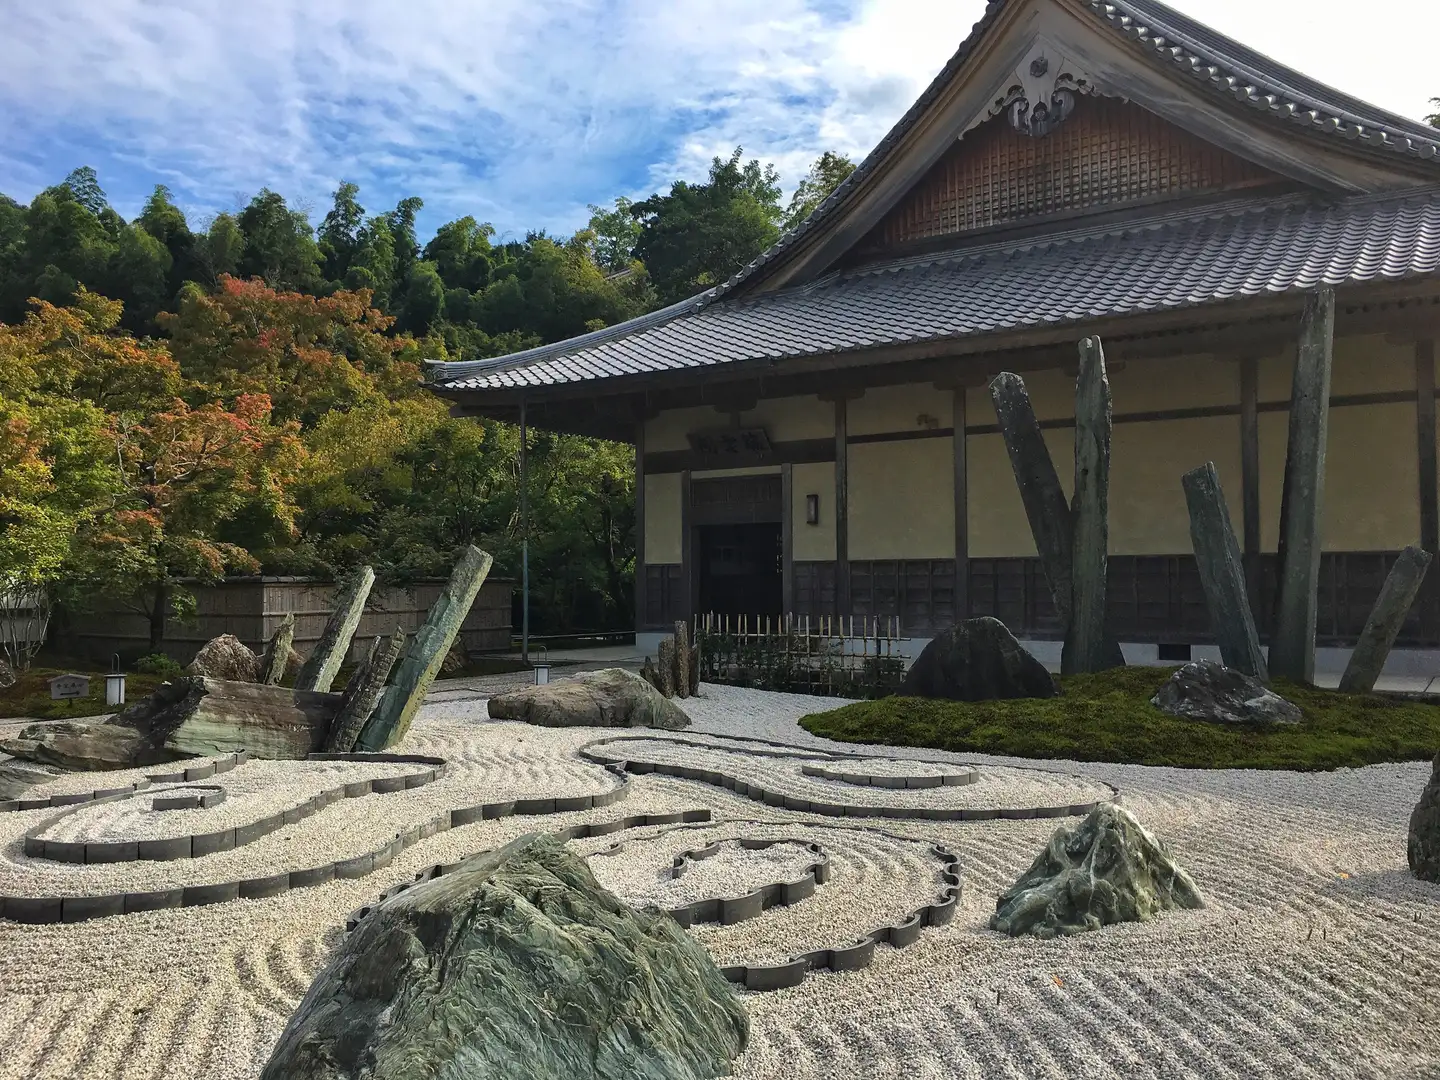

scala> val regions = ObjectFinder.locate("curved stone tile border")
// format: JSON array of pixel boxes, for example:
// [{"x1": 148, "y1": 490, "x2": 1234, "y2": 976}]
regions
[
  {"x1": 151, "y1": 787, "x2": 226, "y2": 811},
  {"x1": 577, "y1": 735, "x2": 1121, "y2": 822},
  {"x1": 594, "y1": 818, "x2": 963, "y2": 992},
  {"x1": 0, "y1": 755, "x2": 635, "y2": 926},
  {"x1": 343, "y1": 808, "x2": 716, "y2": 931},
  {"x1": 0, "y1": 751, "x2": 256, "y2": 813},
  {"x1": 20, "y1": 753, "x2": 448, "y2": 865},
  {"x1": 798, "y1": 763, "x2": 978, "y2": 789},
  {"x1": 665, "y1": 837, "x2": 830, "y2": 928}
]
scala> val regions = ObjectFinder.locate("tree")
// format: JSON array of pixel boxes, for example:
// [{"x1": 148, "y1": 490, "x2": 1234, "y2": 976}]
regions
[
  {"x1": 386, "y1": 196, "x2": 425, "y2": 283},
  {"x1": 631, "y1": 148, "x2": 783, "y2": 305},
  {"x1": 160, "y1": 275, "x2": 409, "y2": 429},
  {"x1": 586, "y1": 197, "x2": 642, "y2": 273},
  {"x1": 61, "y1": 167, "x2": 109, "y2": 217},
  {"x1": 318, "y1": 181, "x2": 365, "y2": 284},
  {"x1": 398, "y1": 260, "x2": 446, "y2": 336},
  {"x1": 345, "y1": 215, "x2": 398, "y2": 308},
  {"x1": 195, "y1": 213, "x2": 245, "y2": 286},
  {"x1": 423, "y1": 216, "x2": 495, "y2": 293},
  {"x1": 784, "y1": 151, "x2": 856, "y2": 230},
  {"x1": 236, "y1": 189, "x2": 323, "y2": 292},
  {"x1": 71, "y1": 392, "x2": 304, "y2": 648},
  {"x1": 1428, "y1": 98, "x2": 1440, "y2": 128}
]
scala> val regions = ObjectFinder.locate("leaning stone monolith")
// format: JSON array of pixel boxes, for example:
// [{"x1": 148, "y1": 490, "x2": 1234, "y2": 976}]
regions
[
  {"x1": 355, "y1": 546, "x2": 492, "y2": 750},
  {"x1": 1409, "y1": 752, "x2": 1440, "y2": 882},
  {"x1": 258, "y1": 613, "x2": 296, "y2": 686},
  {"x1": 323, "y1": 629, "x2": 406, "y2": 752},
  {"x1": 1183, "y1": 462, "x2": 1267, "y2": 679},
  {"x1": 1340, "y1": 544, "x2": 1433, "y2": 693},
  {"x1": 260, "y1": 832, "x2": 748, "y2": 1080},
  {"x1": 295, "y1": 565, "x2": 375, "y2": 693},
  {"x1": 991, "y1": 804, "x2": 1204, "y2": 939}
]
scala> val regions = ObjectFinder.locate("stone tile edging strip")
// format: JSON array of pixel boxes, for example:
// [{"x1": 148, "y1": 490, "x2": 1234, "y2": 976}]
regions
[
  {"x1": 21, "y1": 752, "x2": 448, "y2": 865},
  {"x1": 1, "y1": 754, "x2": 635, "y2": 926},
  {"x1": 664, "y1": 836, "x2": 831, "y2": 929},
  {"x1": 577, "y1": 734, "x2": 1121, "y2": 822},
  {"x1": 0, "y1": 750, "x2": 256, "y2": 813},
  {"x1": 152, "y1": 787, "x2": 226, "y2": 811},
  {"x1": 342, "y1": 808, "x2": 717, "y2": 931},
  {"x1": 798, "y1": 763, "x2": 978, "y2": 789}
]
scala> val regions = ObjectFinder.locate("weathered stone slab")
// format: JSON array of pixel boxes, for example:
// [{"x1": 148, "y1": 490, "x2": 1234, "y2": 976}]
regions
[
  {"x1": 187, "y1": 634, "x2": 260, "y2": 681},
  {"x1": 1272, "y1": 288, "x2": 1335, "y2": 683},
  {"x1": 899, "y1": 617, "x2": 1058, "y2": 701},
  {"x1": 258, "y1": 613, "x2": 296, "y2": 686},
  {"x1": 657, "y1": 637, "x2": 676, "y2": 698},
  {"x1": 295, "y1": 566, "x2": 375, "y2": 693},
  {"x1": 991, "y1": 804, "x2": 1204, "y2": 938},
  {"x1": 1183, "y1": 462, "x2": 1267, "y2": 679},
  {"x1": 674, "y1": 620, "x2": 691, "y2": 699},
  {"x1": 324, "y1": 630, "x2": 407, "y2": 752},
  {"x1": 357, "y1": 546, "x2": 493, "y2": 750},
  {"x1": 0, "y1": 721, "x2": 158, "y2": 771},
  {"x1": 1409, "y1": 750, "x2": 1440, "y2": 882},
  {"x1": 1340, "y1": 544, "x2": 1433, "y2": 692},
  {"x1": 1066, "y1": 336, "x2": 1114, "y2": 675},
  {"x1": 488, "y1": 668, "x2": 690, "y2": 730},
  {"x1": 260, "y1": 832, "x2": 747, "y2": 1080},
  {"x1": 158, "y1": 677, "x2": 339, "y2": 759}
]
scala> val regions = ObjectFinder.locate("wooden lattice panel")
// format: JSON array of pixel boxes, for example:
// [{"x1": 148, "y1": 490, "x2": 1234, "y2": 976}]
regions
[{"x1": 859, "y1": 96, "x2": 1279, "y2": 255}]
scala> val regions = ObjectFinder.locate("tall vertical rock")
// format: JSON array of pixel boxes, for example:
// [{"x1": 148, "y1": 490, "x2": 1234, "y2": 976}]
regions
[
  {"x1": 1340, "y1": 545, "x2": 1432, "y2": 692},
  {"x1": 324, "y1": 629, "x2": 407, "y2": 752},
  {"x1": 258, "y1": 613, "x2": 295, "y2": 686},
  {"x1": 1066, "y1": 336, "x2": 1114, "y2": 675},
  {"x1": 356, "y1": 546, "x2": 493, "y2": 750},
  {"x1": 1183, "y1": 462, "x2": 1267, "y2": 679},
  {"x1": 673, "y1": 621, "x2": 691, "y2": 699},
  {"x1": 296, "y1": 566, "x2": 375, "y2": 693},
  {"x1": 1271, "y1": 289, "x2": 1335, "y2": 683}
]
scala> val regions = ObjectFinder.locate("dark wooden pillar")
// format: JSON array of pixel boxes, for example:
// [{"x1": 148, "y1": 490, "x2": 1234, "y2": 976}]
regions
[
  {"x1": 834, "y1": 397, "x2": 850, "y2": 616},
  {"x1": 1417, "y1": 339, "x2": 1437, "y2": 554},
  {"x1": 634, "y1": 422, "x2": 647, "y2": 631},
  {"x1": 1239, "y1": 356, "x2": 1261, "y2": 614},
  {"x1": 781, "y1": 462, "x2": 795, "y2": 617},
  {"x1": 952, "y1": 387, "x2": 969, "y2": 623},
  {"x1": 680, "y1": 469, "x2": 694, "y2": 622}
]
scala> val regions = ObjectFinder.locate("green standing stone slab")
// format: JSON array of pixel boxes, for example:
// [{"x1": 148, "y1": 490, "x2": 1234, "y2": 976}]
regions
[{"x1": 296, "y1": 566, "x2": 376, "y2": 693}]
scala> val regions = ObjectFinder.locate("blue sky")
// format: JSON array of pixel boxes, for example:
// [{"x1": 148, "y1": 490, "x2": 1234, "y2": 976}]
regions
[{"x1": 1, "y1": 0, "x2": 1435, "y2": 244}]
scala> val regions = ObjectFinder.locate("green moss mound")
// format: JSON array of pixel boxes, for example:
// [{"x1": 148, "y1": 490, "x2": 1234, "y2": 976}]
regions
[
  {"x1": 799, "y1": 666, "x2": 1440, "y2": 770},
  {"x1": 0, "y1": 667, "x2": 166, "y2": 721}
]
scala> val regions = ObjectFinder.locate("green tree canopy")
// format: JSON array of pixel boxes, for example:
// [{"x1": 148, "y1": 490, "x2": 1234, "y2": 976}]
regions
[
  {"x1": 236, "y1": 189, "x2": 324, "y2": 293},
  {"x1": 784, "y1": 150, "x2": 856, "y2": 230}
]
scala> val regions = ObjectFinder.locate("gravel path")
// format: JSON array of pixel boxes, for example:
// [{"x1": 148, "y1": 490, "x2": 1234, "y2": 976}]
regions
[{"x1": 0, "y1": 682, "x2": 1438, "y2": 1079}]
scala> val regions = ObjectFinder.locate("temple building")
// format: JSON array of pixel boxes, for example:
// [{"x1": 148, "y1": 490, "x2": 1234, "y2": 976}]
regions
[{"x1": 429, "y1": 0, "x2": 1440, "y2": 672}]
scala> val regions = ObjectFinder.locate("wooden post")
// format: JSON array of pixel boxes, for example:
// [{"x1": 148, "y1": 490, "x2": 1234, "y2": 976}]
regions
[
  {"x1": 1417, "y1": 340, "x2": 1438, "y2": 554},
  {"x1": 1067, "y1": 336, "x2": 1113, "y2": 674},
  {"x1": 952, "y1": 387, "x2": 969, "y2": 624},
  {"x1": 1272, "y1": 288, "x2": 1335, "y2": 684},
  {"x1": 988, "y1": 372, "x2": 1074, "y2": 622},
  {"x1": 781, "y1": 462, "x2": 795, "y2": 618},
  {"x1": 635, "y1": 421, "x2": 647, "y2": 630},
  {"x1": 834, "y1": 397, "x2": 850, "y2": 617},
  {"x1": 1339, "y1": 545, "x2": 1432, "y2": 692},
  {"x1": 1239, "y1": 356, "x2": 1262, "y2": 615},
  {"x1": 680, "y1": 469, "x2": 693, "y2": 622},
  {"x1": 1183, "y1": 462, "x2": 1267, "y2": 679}
]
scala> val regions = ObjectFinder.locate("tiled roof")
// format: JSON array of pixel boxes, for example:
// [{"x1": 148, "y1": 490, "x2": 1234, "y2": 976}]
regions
[{"x1": 431, "y1": 191, "x2": 1440, "y2": 392}]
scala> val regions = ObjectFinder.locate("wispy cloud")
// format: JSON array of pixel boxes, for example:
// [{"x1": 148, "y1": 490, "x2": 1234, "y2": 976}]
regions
[{"x1": 0, "y1": 0, "x2": 1433, "y2": 241}]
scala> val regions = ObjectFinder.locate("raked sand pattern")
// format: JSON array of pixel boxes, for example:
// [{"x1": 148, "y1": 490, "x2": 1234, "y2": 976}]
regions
[{"x1": 0, "y1": 682, "x2": 1439, "y2": 1079}]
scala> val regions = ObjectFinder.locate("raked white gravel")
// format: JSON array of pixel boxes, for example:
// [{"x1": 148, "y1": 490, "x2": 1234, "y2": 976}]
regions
[{"x1": 0, "y1": 681, "x2": 1438, "y2": 1080}]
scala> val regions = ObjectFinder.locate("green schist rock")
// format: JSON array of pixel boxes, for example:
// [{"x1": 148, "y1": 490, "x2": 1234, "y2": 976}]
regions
[
  {"x1": 296, "y1": 566, "x2": 376, "y2": 693},
  {"x1": 258, "y1": 613, "x2": 296, "y2": 686},
  {"x1": 357, "y1": 545, "x2": 493, "y2": 750},
  {"x1": 488, "y1": 667, "x2": 690, "y2": 730},
  {"x1": 260, "y1": 833, "x2": 748, "y2": 1080},
  {"x1": 992, "y1": 804, "x2": 1204, "y2": 939}
]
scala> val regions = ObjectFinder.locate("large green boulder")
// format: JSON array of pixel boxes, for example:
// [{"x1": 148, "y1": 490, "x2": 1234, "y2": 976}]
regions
[
  {"x1": 261, "y1": 833, "x2": 747, "y2": 1080},
  {"x1": 992, "y1": 804, "x2": 1204, "y2": 939},
  {"x1": 488, "y1": 668, "x2": 690, "y2": 730}
]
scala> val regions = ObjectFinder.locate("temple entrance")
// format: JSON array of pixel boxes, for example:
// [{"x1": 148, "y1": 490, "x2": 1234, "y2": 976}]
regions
[{"x1": 697, "y1": 522, "x2": 783, "y2": 620}]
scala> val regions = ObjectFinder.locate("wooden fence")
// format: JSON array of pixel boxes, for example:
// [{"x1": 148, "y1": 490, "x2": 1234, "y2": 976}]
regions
[
  {"x1": 56, "y1": 576, "x2": 514, "y2": 665},
  {"x1": 693, "y1": 612, "x2": 909, "y2": 698}
]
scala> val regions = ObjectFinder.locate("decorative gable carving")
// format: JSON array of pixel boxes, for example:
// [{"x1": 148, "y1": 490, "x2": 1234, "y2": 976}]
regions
[{"x1": 855, "y1": 95, "x2": 1282, "y2": 258}]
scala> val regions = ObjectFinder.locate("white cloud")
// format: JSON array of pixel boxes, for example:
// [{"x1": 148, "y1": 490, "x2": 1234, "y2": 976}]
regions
[{"x1": 0, "y1": 0, "x2": 1434, "y2": 240}]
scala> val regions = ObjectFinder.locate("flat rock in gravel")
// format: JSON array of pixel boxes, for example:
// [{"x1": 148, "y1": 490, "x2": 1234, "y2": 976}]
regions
[
  {"x1": 1408, "y1": 750, "x2": 1440, "y2": 882},
  {"x1": 992, "y1": 804, "x2": 1204, "y2": 939},
  {"x1": 899, "y1": 617, "x2": 1058, "y2": 701},
  {"x1": 188, "y1": 634, "x2": 261, "y2": 681},
  {"x1": 0, "y1": 756, "x2": 60, "y2": 797},
  {"x1": 261, "y1": 831, "x2": 747, "y2": 1080},
  {"x1": 488, "y1": 668, "x2": 690, "y2": 730},
  {"x1": 0, "y1": 720, "x2": 164, "y2": 771},
  {"x1": 1150, "y1": 660, "x2": 1302, "y2": 726}
]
